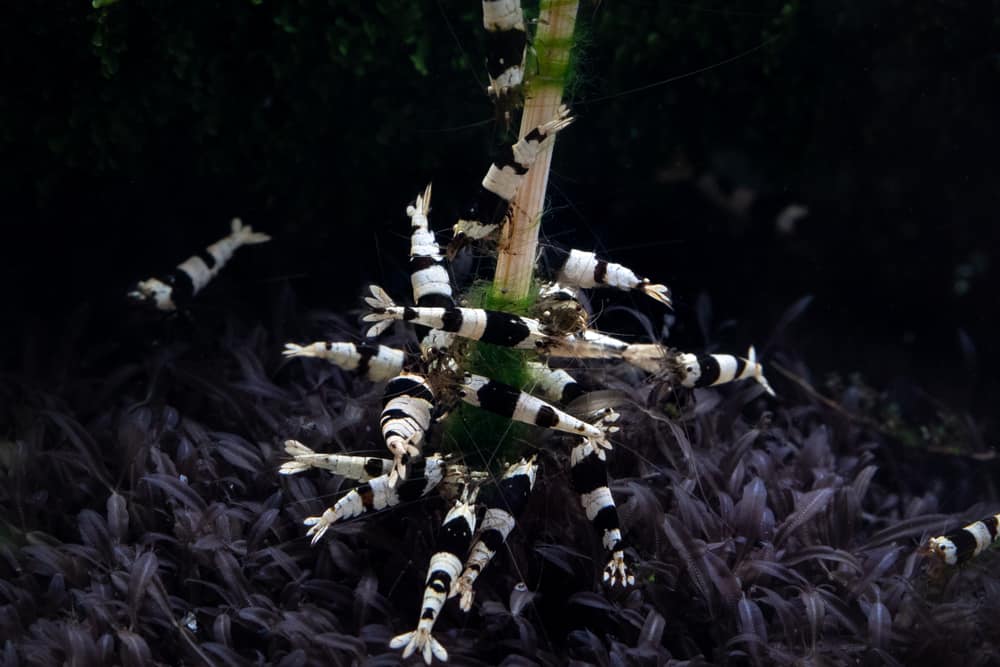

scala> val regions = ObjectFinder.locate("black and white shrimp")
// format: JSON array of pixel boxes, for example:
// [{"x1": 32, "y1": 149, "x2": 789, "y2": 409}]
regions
[
  {"x1": 451, "y1": 106, "x2": 574, "y2": 249},
  {"x1": 454, "y1": 457, "x2": 538, "y2": 611},
  {"x1": 674, "y1": 345, "x2": 775, "y2": 396},
  {"x1": 624, "y1": 343, "x2": 775, "y2": 395},
  {"x1": 482, "y1": 0, "x2": 526, "y2": 111},
  {"x1": 390, "y1": 491, "x2": 479, "y2": 664},
  {"x1": 363, "y1": 284, "x2": 554, "y2": 349},
  {"x1": 924, "y1": 512, "x2": 1000, "y2": 567},
  {"x1": 570, "y1": 434, "x2": 633, "y2": 587},
  {"x1": 363, "y1": 284, "x2": 634, "y2": 361},
  {"x1": 127, "y1": 218, "x2": 270, "y2": 310},
  {"x1": 282, "y1": 341, "x2": 405, "y2": 383},
  {"x1": 409, "y1": 183, "x2": 454, "y2": 310},
  {"x1": 285, "y1": 338, "x2": 613, "y2": 483},
  {"x1": 540, "y1": 245, "x2": 673, "y2": 307},
  {"x1": 277, "y1": 132, "x2": 766, "y2": 664}
]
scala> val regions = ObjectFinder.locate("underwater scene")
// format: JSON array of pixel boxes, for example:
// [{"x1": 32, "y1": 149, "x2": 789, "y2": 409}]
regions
[{"x1": 1, "y1": 2, "x2": 998, "y2": 665}]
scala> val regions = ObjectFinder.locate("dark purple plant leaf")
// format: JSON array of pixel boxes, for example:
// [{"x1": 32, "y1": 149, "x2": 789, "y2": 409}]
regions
[
  {"x1": 353, "y1": 570, "x2": 391, "y2": 624},
  {"x1": 850, "y1": 546, "x2": 905, "y2": 599},
  {"x1": 702, "y1": 549, "x2": 741, "y2": 608},
  {"x1": 782, "y1": 545, "x2": 862, "y2": 573},
  {"x1": 140, "y1": 474, "x2": 206, "y2": 512},
  {"x1": 21, "y1": 544, "x2": 71, "y2": 579},
  {"x1": 534, "y1": 543, "x2": 585, "y2": 575},
  {"x1": 851, "y1": 465, "x2": 878, "y2": 506},
  {"x1": 737, "y1": 559, "x2": 808, "y2": 587},
  {"x1": 253, "y1": 545, "x2": 302, "y2": 583},
  {"x1": 213, "y1": 613, "x2": 232, "y2": 647},
  {"x1": 116, "y1": 629, "x2": 152, "y2": 667},
  {"x1": 96, "y1": 633, "x2": 115, "y2": 663},
  {"x1": 723, "y1": 429, "x2": 761, "y2": 479},
  {"x1": 213, "y1": 551, "x2": 249, "y2": 606},
  {"x1": 774, "y1": 487, "x2": 834, "y2": 546},
  {"x1": 733, "y1": 477, "x2": 768, "y2": 544},
  {"x1": 691, "y1": 388, "x2": 723, "y2": 417},
  {"x1": 77, "y1": 510, "x2": 111, "y2": 555},
  {"x1": 235, "y1": 606, "x2": 279, "y2": 632},
  {"x1": 128, "y1": 551, "x2": 159, "y2": 626},
  {"x1": 500, "y1": 654, "x2": 542, "y2": 667},
  {"x1": 229, "y1": 343, "x2": 292, "y2": 402},
  {"x1": 41, "y1": 410, "x2": 111, "y2": 486},
  {"x1": 276, "y1": 649, "x2": 308, "y2": 667},
  {"x1": 662, "y1": 419, "x2": 700, "y2": 479},
  {"x1": 866, "y1": 592, "x2": 891, "y2": 652},
  {"x1": 62, "y1": 622, "x2": 98, "y2": 666},
  {"x1": 212, "y1": 432, "x2": 264, "y2": 474},
  {"x1": 737, "y1": 593, "x2": 768, "y2": 645},
  {"x1": 662, "y1": 515, "x2": 712, "y2": 606},
  {"x1": 106, "y1": 492, "x2": 129, "y2": 543},
  {"x1": 568, "y1": 628, "x2": 610, "y2": 667},
  {"x1": 246, "y1": 508, "x2": 280, "y2": 551},
  {"x1": 816, "y1": 587, "x2": 863, "y2": 636},
  {"x1": 200, "y1": 641, "x2": 251, "y2": 667},
  {"x1": 755, "y1": 585, "x2": 800, "y2": 644},
  {"x1": 858, "y1": 514, "x2": 951, "y2": 551},
  {"x1": 568, "y1": 591, "x2": 616, "y2": 613},
  {"x1": 314, "y1": 631, "x2": 365, "y2": 658},
  {"x1": 799, "y1": 586, "x2": 824, "y2": 651},
  {"x1": 673, "y1": 482, "x2": 716, "y2": 540},
  {"x1": 637, "y1": 609, "x2": 666, "y2": 649},
  {"x1": 299, "y1": 580, "x2": 354, "y2": 610}
]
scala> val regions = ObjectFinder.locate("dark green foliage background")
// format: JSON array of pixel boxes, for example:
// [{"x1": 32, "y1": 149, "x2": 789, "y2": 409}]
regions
[{"x1": 2, "y1": 0, "x2": 997, "y2": 415}]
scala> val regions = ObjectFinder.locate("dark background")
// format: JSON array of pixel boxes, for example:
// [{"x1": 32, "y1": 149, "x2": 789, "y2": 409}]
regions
[{"x1": 2, "y1": 0, "x2": 997, "y2": 430}]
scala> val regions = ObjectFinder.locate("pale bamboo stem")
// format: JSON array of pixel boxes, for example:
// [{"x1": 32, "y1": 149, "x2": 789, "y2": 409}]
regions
[{"x1": 492, "y1": 0, "x2": 579, "y2": 302}]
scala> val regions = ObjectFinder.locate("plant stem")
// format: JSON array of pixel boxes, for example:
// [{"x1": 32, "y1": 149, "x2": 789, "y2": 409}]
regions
[{"x1": 492, "y1": 0, "x2": 579, "y2": 302}]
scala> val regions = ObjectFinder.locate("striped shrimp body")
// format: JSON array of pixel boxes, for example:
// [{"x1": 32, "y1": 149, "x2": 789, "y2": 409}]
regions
[
  {"x1": 363, "y1": 284, "x2": 637, "y2": 361},
  {"x1": 280, "y1": 439, "x2": 393, "y2": 480},
  {"x1": 482, "y1": 0, "x2": 526, "y2": 109},
  {"x1": 282, "y1": 341, "x2": 405, "y2": 383},
  {"x1": 542, "y1": 246, "x2": 673, "y2": 308},
  {"x1": 300, "y1": 455, "x2": 450, "y2": 545},
  {"x1": 623, "y1": 343, "x2": 775, "y2": 396},
  {"x1": 390, "y1": 492, "x2": 478, "y2": 665},
  {"x1": 363, "y1": 285, "x2": 553, "y2": 350},
  {"x1": 128, "y1": 218, "x2": 270, "y2": 311},
  {"x1": 455, "y1": 457, "x2": 537, "y2": 611},
  {"x1": 570, "y1": 435, "x2": 633, "y2": 586},
  {"x1": 409, "y1": 183, "x2": 455, "y2": 310},
  {"x1": 458, "y1": 373, "x2": 606, "y2": 442},
  {"x1": 925, "y1": 512, "x2": 1000, "y2": 566},
  {"x1": 451, "y1": 106, "x2": 574, "y2": 249},
  {"x1": 381, "y1": 373, "x2": 437, "y2": 484},
  {"x1": 675, "y1": 345, "x2": 775, "y2": 396}
]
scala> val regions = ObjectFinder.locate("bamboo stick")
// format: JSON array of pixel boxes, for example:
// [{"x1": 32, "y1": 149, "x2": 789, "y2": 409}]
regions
[{"x1": 492, "y1": 0, "x2": 579, "y2": 302}]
